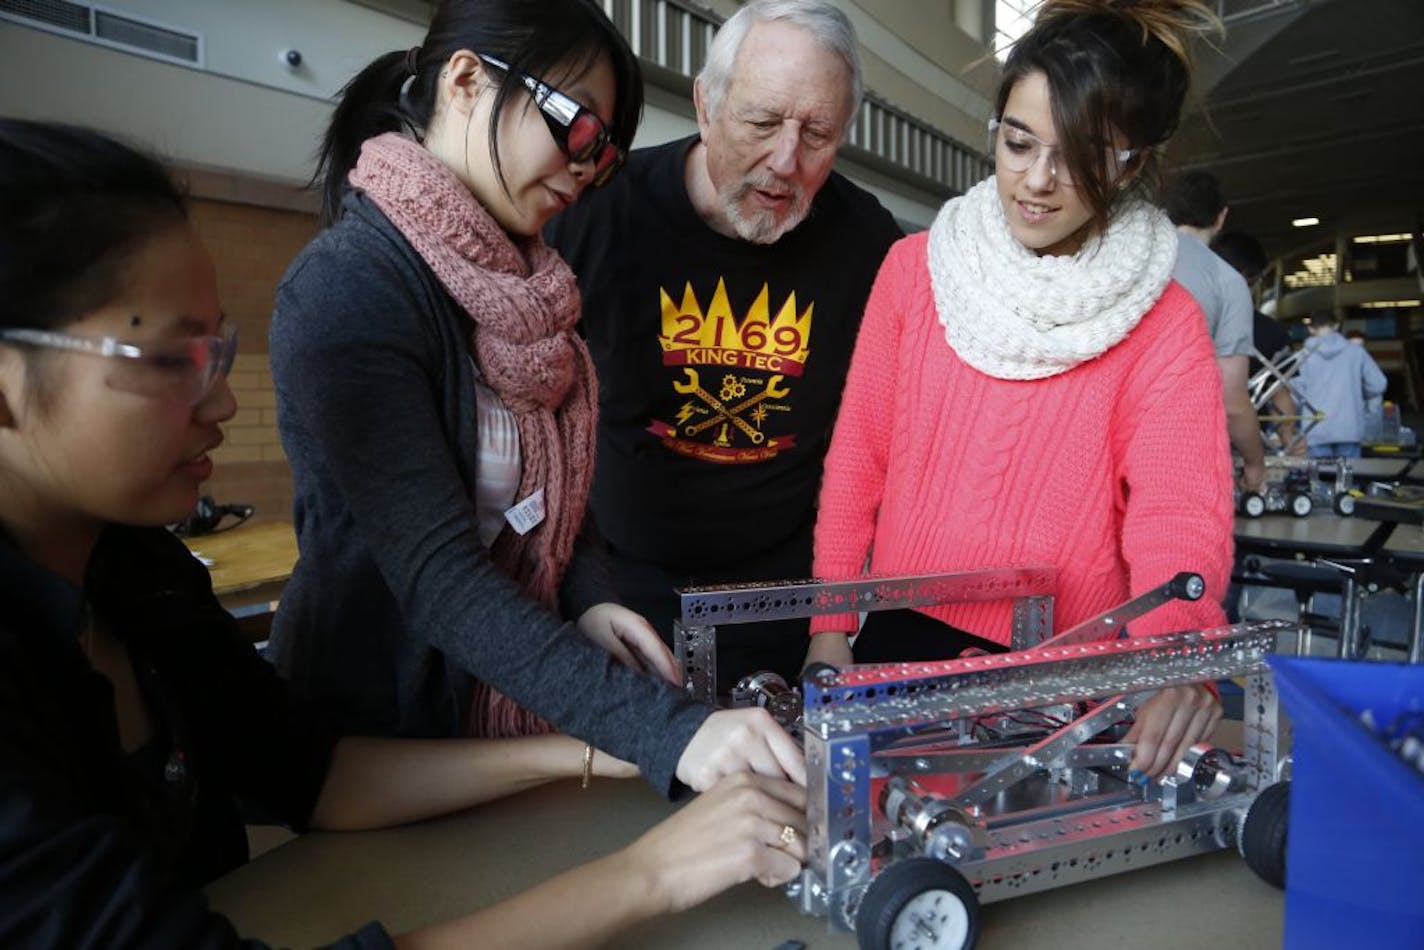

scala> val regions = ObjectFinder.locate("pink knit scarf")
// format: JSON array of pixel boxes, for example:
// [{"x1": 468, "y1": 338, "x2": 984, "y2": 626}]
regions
[{"x1": 350, "y1": 133, "x2": 596, "y2": 738}]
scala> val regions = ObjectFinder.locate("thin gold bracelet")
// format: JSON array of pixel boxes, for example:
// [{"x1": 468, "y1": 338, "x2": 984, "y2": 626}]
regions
[{"x1": 581, "y1": 742, "x2": 594, "y2": 789}]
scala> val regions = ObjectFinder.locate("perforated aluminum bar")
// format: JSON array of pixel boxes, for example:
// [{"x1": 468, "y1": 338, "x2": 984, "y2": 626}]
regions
[
  {"x1": 673, "y1": 619, "x2": 716, "y2": 703},
  {"x1": 876, "y1": 742, "x2": 1134, "y2": 776},
  {"x1": 677, "y1": 566, "x2": 1056, "y2": 626},
  {"x1": 803, "y1": 621, "x2": 1291, "y2": 735},
  {"x1": 951, "y1": 693, "x2": 1147, "y2": 809},
  {"x1": 1036, "y1": 572, "x2": 1205, "y2": 648}
]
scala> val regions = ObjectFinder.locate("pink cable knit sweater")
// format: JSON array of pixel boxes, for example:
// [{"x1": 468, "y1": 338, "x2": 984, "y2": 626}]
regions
[{"x1": 811, "y1": 232, "x2": 1234, "y2": 642}]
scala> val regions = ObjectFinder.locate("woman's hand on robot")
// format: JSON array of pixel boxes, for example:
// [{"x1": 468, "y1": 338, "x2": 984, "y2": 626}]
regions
[
  {"x1": 1124, "y1": 684, "x2": 1222, "y2": 779},
  {"x1": 576, "y1": 602, "x2": 680, "y2": 684},
  {"x1": 620, "y1": 771, "x2": 808, "y2": 914},
  {"x1": 677, "y1": 708, "x2": 807, "y2": 791}
]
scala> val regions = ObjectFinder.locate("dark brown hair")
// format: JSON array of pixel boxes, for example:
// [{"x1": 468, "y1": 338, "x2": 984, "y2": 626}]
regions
[{"x1": 994, "y1": 0, "x2": 1222, "y2": 234}]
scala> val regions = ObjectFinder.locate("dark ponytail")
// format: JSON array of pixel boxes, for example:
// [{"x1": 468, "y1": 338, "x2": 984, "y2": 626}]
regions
[
  {"x1": 994, "y1": 0, "x2": 1222, "y2": 232},
  {"x1": 0, "y1": 119, "x2": 187, "y2": 334},
  {"x1": 314, "y1": 0, "x2": 642, "y2": 226},
  {"x1": 314, "y1": 50, "x2": 420, "y2": 225}
]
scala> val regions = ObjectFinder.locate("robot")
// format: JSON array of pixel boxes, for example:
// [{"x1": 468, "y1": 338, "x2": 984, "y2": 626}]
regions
[
  {"x1": 675, "y1": 569, "x2": 1295, "y2": 950},
  {"x1": 1237, "y1": 456, "x2": 1357, "y2": 518}
]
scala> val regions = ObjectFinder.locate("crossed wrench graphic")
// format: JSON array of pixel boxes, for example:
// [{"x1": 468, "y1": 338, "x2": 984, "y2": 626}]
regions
[{"x1": 674, "y1": 368, "x2": 790, "y2": 444}]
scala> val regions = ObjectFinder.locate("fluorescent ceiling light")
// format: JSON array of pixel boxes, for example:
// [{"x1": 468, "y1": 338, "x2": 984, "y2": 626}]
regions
[{"x1": 1293, "y1": 217, "x2": 1321, "y2": 228}]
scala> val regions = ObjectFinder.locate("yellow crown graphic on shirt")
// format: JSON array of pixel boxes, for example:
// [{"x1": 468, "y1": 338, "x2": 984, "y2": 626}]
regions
[{"x1": 658, "y1": 278, "x2": 812, "y2": 376}]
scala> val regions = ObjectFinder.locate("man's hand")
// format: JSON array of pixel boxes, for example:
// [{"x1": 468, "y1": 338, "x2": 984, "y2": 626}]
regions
[{"x1": 1238, "y1": 459, "x2": 1266, "y2": 493}]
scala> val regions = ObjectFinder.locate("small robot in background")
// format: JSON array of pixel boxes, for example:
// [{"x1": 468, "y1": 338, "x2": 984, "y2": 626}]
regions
[{"x1": 1237, "y1": 457, "x2": 1357, "y2": 518}]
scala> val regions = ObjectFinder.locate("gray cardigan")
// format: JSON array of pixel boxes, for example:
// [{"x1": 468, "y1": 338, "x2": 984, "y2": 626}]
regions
[{"x1": 268, "y1": 191, "x2": 708, "y2": 795}]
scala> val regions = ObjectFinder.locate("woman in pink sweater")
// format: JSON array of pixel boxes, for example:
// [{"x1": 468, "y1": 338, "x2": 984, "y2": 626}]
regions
[{"x1": 805, "y1": 0, "x2": 1233, "y2": 779}]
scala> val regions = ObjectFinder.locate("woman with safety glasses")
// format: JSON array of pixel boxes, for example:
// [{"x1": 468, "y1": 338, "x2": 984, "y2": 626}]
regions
[
  {"x1": 268, "y1": 0, "x2": 803, "y2": 792},
  {"x1": 805, "y1": 0, "x2": 1237, "y2": 781},
  {"x1": 0, "y1": 117, "x2": 807, "y2": 948}
]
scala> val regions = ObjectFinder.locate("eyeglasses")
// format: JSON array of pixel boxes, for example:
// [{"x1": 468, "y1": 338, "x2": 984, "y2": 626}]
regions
[
  {"x1": 988, "y1": 118, "x2": 1137, "y2": 187},
  {"x1": 0, "y1": 322, "x2": 238, "y2": 406},
  {"x1": 478, "y1": 53, "x2": 626, "y2": 188}
]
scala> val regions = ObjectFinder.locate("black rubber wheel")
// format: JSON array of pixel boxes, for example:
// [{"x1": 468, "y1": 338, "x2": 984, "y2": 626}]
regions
[
  {"x1": 1241, "y1": 492, "x2": 1266, "y2": 518},
  {"x1": 1240, "y1": 781, "x2": 1290, "y2": 888},
  {"x1": 1334, "y1": 493, "x2": 1356, "y2": 516},
  {"x1": 1289, "y1": 493, "x2": 1313, "y2": 517},
  {"x1": 856, "y1": 858, "x2": 980, "y2": 950}
]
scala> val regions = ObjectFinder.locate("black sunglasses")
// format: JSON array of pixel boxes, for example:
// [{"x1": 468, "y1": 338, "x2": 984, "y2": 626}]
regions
[{"x1": 478, "y1": 54, "x2": 626, "y2": 187}]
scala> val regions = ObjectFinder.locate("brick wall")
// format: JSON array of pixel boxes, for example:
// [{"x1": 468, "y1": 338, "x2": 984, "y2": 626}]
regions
[{"x1": 187, "y1": 193, "x2": 318, "y2": 525}]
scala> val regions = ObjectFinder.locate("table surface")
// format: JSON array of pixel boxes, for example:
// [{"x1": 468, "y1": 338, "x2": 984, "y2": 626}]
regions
[
  {"x1": 1382, "y1": 522, "x2": 1424, "y2": 560},
  {"x1": 182, "y1": 521, "x2": 298, "y2": 597},
  {"x1": 1352, "y1": 492, "x2": 1424, "y2": 528},
  {"x1": 207, "y1": 768, "x2": 1284, "y2": 950},
  {"x1": 1233, "y1": 510, "x2": 1395, "y2": 558}
]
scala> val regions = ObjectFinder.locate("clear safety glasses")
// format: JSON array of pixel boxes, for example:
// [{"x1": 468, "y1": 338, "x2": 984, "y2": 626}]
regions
[
  {"x1": 988, "y1": 117, "x2": 1137, "y2": 186},
  {"x1": 0, "y1": 322, "x2": 238, "y2": 406}
]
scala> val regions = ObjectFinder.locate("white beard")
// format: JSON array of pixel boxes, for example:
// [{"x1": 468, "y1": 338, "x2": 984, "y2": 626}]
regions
[{"x1": 720, "y1": 177, "x2": 810, "y2": 244}]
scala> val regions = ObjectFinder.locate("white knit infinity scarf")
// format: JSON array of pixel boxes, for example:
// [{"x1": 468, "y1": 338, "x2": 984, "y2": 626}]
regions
[{"x1": 927, "y1": 177, "x2": 1178, "y2": 380}]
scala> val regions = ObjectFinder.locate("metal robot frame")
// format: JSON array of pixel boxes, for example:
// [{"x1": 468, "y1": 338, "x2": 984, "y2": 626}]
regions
[{"x1": 674, "y1": 568, "x2": 1294, "y2": 949}]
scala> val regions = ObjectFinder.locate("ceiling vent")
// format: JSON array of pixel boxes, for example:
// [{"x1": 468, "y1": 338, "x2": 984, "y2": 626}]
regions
[{"x1": 0, "y1": 0, "x2": 203, "y2": 67}]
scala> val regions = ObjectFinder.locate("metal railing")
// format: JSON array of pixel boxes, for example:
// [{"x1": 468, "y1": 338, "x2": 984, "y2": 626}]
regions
[{"x1": 597, "y1": 0, "x2": 989, "y2": 195}]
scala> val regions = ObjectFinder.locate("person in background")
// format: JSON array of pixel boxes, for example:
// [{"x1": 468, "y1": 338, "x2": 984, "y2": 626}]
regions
[
  {"x1": 0, "y1": 118, "x2": 807, "y2": 950},
  {"x1": 1212, "y1": 229, "x2": 1299, "y2": 453},
  {"x1": 545, "y1": 0, "x2": 902, "y2": 693},
  {"x1": 804, "y1": 0, "x2": 1232, "y2": 781},
  {"x1": 1294, "y1": 313, "x2": 1387, "y2": 458},
  {"x1": 268, "y1": 0, "x2": 802, "y2": 790},
  {"x1": 1165, "y1": 170, "x2": 1265, "y2": 490},
  {"x1": 1343, "y1": 330, "x2": 1382, "y2": 430}
]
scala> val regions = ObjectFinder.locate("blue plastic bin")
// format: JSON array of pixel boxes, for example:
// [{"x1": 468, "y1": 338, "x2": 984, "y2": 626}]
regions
[{"x1": 1268, "y1": 657, "x2": 1424, "y2": 950}]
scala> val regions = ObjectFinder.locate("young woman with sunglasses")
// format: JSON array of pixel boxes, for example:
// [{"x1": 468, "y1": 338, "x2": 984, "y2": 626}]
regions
[
  {"x1": 805, "y1": 0, "x2": 1236, "y2": 780},
  {"x1": 0, "y1": 117, "x2": 808, "y2": 949},
  {"x1": 269, "y1": 0, "x2": 802, "y2": 792}
]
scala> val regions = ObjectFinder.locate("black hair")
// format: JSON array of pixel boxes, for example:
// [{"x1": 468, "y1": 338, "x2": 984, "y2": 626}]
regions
[
  {"x1": 1164, "y1": 169, "x2": 1227, "y2": 228},
  {"x1": 1212, "y1": 230, "x2": 1268, "y2": 281},
  {"x1": 0, "y1": 119, "x2": 187, "y2": 335},
  {"x1": 315, "y1": 0, "x2": 643, "y2": 225},
  {"x1": 995, "y1": 0, "x2": 1221, "y2": 235}
]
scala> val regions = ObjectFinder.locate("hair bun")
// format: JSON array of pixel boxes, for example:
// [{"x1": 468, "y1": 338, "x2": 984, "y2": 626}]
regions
[{"x1": 1034, "y1": 0, "x2": 1223, "y2": 72}]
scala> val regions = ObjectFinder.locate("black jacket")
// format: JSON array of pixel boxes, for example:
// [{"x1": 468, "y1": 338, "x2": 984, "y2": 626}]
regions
[
  {"x1": 269, "y1": 191, "x2": 709, "y2": 792},
  {"x1": 0, "y1": 525, "x2": 389, "y2": 948}
]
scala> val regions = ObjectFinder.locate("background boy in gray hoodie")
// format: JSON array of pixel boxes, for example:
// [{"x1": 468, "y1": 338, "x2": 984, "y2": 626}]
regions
[{"x1": 1294, "y1": 314, "x2": 1388, "y2": 457}]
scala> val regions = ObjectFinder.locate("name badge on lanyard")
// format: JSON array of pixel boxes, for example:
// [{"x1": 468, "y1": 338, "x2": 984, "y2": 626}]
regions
[{"x1": 504, "y1": 488, "x2": 547, "y2": 536}]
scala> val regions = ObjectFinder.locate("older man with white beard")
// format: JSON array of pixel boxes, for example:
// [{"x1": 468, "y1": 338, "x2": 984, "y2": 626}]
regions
[{"x1": 545, "y1": 0, "x2": 901, "y2": 693}]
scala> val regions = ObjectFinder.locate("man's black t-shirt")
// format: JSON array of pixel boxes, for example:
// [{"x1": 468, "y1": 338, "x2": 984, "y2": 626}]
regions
[{"x1": 546, "y1": 135, "x2": 902, "y2": 570}]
